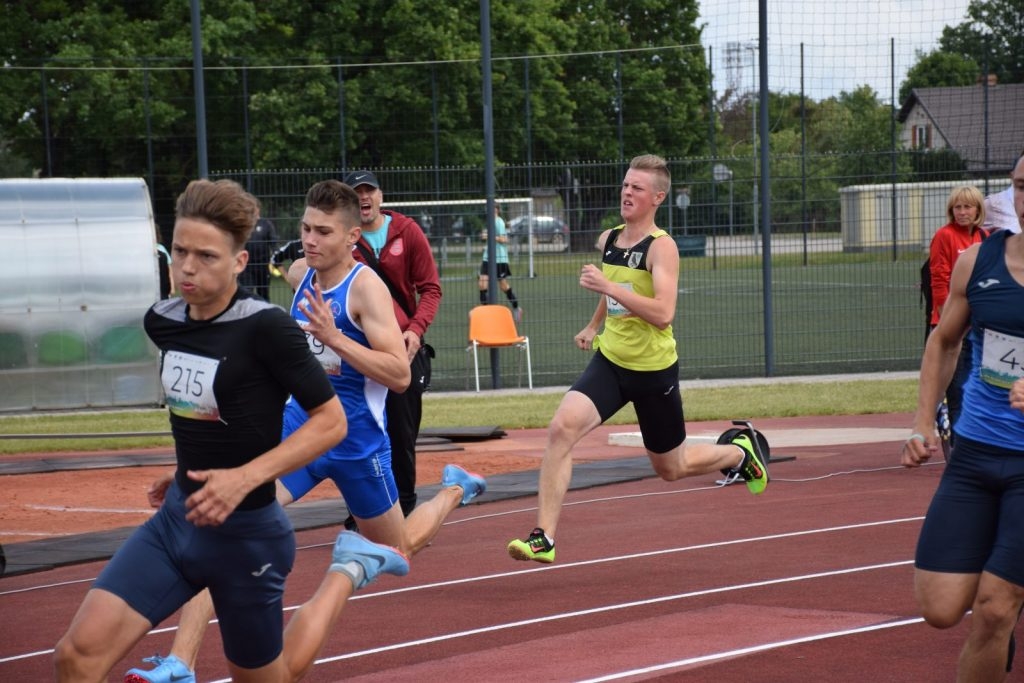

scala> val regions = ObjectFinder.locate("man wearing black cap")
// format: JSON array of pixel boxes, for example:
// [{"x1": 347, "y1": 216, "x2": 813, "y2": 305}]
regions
[{"x1": 344, "y1": 170, "x2": 442, "y2": 519}]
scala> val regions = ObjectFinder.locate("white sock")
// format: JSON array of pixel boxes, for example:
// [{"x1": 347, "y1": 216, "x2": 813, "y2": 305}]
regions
[
  {"x1": 329, "y1": 560, "x2": 365, "y2": 588},
  {"x1": 730, "y1": 445, "x2": 747, "y2": 472}
]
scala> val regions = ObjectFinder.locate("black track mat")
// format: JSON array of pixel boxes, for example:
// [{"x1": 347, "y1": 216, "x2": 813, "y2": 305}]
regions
[{"x1": 418, "y1": 426, "x2": 507, "y2": 441}]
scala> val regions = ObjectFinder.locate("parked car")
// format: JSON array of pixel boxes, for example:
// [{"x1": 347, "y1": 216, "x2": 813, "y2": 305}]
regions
[{"x1": 507, "y1": 215, "x2": 569, "y2": 251}]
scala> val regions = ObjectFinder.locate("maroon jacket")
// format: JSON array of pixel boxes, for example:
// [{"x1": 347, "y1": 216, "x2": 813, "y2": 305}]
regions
[{"x1": 353, "y1": 210, "x2": 441, "y2": 339}]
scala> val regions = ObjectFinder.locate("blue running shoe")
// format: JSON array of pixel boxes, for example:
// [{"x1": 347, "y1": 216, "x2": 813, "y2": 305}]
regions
[
  {"x1": 329, "y1": 530, "x2": 409, "y2": 589},
  {"x1": 124, "y1": 654, "x2": 195, "y2": 683},
  {"x1": 442, "y1": 464, "x2": 487, "y2": 506}
]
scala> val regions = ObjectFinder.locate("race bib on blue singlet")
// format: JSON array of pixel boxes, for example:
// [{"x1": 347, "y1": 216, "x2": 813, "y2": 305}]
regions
[
  {"x1": 979, "y1": 328, "x2": 1024, "y2": 389},
  {"x1": 294, "y1": 297, "x2": 343, "y2": 376},
  {"x1": 302, "y1": 330, "x2": 341, "y2": 376},
  {"x1": 161, "y1": 350, "x2": 221, "y2": 420}
]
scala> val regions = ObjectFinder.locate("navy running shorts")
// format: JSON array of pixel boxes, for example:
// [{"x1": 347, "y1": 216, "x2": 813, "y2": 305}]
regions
[
  {"x1": 94, "y1": 482, "x2": 295, "y2": 668},
  {"x1": 570, "y1": 349, "x2": 685, "y2": 454},
  {"x1": 915, "y1": 436, "x2": 1024, "y2": 587}
]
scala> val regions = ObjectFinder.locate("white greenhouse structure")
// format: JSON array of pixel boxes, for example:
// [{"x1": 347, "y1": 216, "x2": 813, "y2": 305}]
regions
[{"x1": 0, "y1": 178, "x2": 163, "y2": 412}]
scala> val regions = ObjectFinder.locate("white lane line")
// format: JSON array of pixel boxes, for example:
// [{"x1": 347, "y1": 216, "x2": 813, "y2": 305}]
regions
[
  {"x1": 443, "y1": 459, "x2": 940, "y2": 525},
  {"x1": 0, "y1": 577, "x2": 94, "y2": 597},
  {"x1": 0, "y1": 649, "x2": 56, "y2": 665},
  {"x1": 0, "y1": 517, "x2": 925, "y2": 667},
  {"x1": 195, "y1": 560, "x2": 921, "y2": 681},
  {"x1": 576, "y1": 617, "x2": 925, "y2": 682},
  {"x1": 0, "y1": 531, "x2": 75, "y2": 538},
  {"x1": 440, "y1": 482, "x2": 730, "y2": 525},
  {"x1": 27, "y1": 505, "x2": 153, "y2": 514},
  {"x1": 354, "y1": 516, "x2": 924, "y2": 598},
  {"x1": 234, "y1": 559, "x2": 914, "y2": 683}
]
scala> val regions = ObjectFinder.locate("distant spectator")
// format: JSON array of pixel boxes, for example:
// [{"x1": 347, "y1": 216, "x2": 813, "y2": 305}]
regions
[
  {"x1": 155, "y1": 227, "x2": 173, "y2": 300},
  {"x1": 929, "y1": 186, "x2": 988, "y2": 327},
  {"x1": 927, "y1": 185, "x2": 988, "y2": 447},
  {"x1": 985, "y1": 149, "x2": 1024, "y2": 235},
  {"x1": 270, "y1": 238, "x2": 303, "y2": 279},
  {"x1": 238, "y1": 209, "x2": 278, "y2": 300},
  {"x1": 418, "y1": 212, "x2": 433, "y2": 236},
  {"x1": 984, "y1": 185, "x2": 1019, "y2": 234},
  {"x1": 478, "y1": 204, "x2": 521, "y2": 321}
]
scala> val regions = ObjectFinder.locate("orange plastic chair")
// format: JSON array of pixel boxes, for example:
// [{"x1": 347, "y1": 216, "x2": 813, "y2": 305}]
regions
[{"x1": 466, "y1": 305, "x2": 533, "y2": 392}]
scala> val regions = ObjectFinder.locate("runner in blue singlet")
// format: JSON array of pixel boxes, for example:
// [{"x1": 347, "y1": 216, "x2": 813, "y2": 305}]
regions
[{"x1": 902, "y1": 152, "x2": 1024, "y2": 681}]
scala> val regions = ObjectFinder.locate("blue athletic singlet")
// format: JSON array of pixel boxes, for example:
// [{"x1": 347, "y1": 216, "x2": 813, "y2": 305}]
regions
[
  {"x1": 288, "y1": 263, "x2": 389, "y2": 459},
  {"x1": 954, "y1": 230, "x2": 1024, "y2": 449}
]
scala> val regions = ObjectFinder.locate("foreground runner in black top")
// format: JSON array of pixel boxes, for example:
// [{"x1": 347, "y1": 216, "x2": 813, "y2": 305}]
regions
[{"x1": 55, "y1": 179, "x2": 409, "y2": 683}]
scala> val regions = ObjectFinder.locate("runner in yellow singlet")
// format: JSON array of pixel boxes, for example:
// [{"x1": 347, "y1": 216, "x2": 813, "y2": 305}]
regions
[{"x1": 507, "y1": 154, "x2": 769, "y2": 565}]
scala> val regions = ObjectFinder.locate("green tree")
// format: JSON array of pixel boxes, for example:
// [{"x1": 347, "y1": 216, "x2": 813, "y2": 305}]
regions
[
  {"x1": 0, "y1": 1, "x2": 192, "y2": 182},
  {"x1": 811, "y1": 86, "x2": 908, "y2": 185},
  {"x1": 553, "y1": 0, "x2": 709, "y2": 161},
  {"x1": 0, "y1": 134, "x2": 34, "y2": 178},
  {"x1": 753, "y1": 93, "x2": 841, "y2": 231},
  {"x1": 484, "y1": 1, "x2": 579, "y2": 166},
  {"x1": 766, "y1": 129, "x2": 841, "y2": 233},
  {"x1": 0, "y1": 0, "x2": 711, "y2": 202},
  {"x1": 906, "y1": 148, "x2": 969, "y2": 182},
  {"x1": 939, "y1": 0, "x2": 1024, "y2": 84},
  {"x1": 189, "y1": 1, "x2": 356, "y2": 171},
  {"x1": 899, "y1": 49, "x2": 981, "y2": 104}
]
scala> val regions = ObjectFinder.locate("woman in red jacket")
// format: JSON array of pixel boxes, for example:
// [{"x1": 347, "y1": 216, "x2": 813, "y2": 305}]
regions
[{"x1": 928, "y1": 185, "x2": 987, "y2": 451}]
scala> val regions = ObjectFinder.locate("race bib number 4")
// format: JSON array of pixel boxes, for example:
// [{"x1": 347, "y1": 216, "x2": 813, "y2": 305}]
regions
[
  {"x1": 979, "y1": 328, "x2": 1024, "y2": 389},
  {"x1": 162, "y1": 350, "x2": 221, "y2": 420}
]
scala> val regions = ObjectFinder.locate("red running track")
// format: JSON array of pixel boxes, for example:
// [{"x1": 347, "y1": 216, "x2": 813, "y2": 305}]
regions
[{"x1": 0, "y1": 431, "x2": 989, "y2": 682}]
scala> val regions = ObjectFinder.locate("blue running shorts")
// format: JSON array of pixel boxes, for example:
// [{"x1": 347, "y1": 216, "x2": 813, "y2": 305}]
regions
[{"x1": 280, "y1": 449, "x2": 399, "y2": 519}]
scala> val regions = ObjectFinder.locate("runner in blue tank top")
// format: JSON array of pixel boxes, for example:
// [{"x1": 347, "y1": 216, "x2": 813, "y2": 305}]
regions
[
  {"x1": 283, "y1": 181, "x2": 484, "y2": 551},
  {"x1": 124, "y1": 180, "x2": 486, "y2": 683},
  {"x1": 902, "y1": 152, "x2": 1024, "y2": 681},
  {"x1": 286, "y1": 261, "x2": 390, "y2": 463}
]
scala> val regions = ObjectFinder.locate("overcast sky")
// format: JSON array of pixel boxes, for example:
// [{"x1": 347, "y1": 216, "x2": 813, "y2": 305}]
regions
[{"x1": 699, "y1": 0, "x2": 973, "y2": 101}]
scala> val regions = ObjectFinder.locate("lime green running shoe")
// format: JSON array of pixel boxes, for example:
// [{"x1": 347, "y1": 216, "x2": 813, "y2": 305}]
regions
[
  {"x1": 732, "y1": 433, "x2": 769, "y2": 494},
  {"x1": 507, "y1": 528, "x2": 555, "y2": 563}
]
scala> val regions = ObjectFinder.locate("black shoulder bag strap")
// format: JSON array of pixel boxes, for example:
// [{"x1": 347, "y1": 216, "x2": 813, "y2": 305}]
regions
[{"x1": 354, "y1": 241, "x2": 416, "y2": 320}]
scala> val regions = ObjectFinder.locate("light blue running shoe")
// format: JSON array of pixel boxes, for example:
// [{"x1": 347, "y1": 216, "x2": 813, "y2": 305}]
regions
[
  {"x1": 442, "y1": 464, "x2": 487, "y2": 506},
  {"x1": 329, "y1": 530, "x2": 409, "y2": 589},
  {"x1": 124, "y1": 654, "x2": 195, "y2": 683}
]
